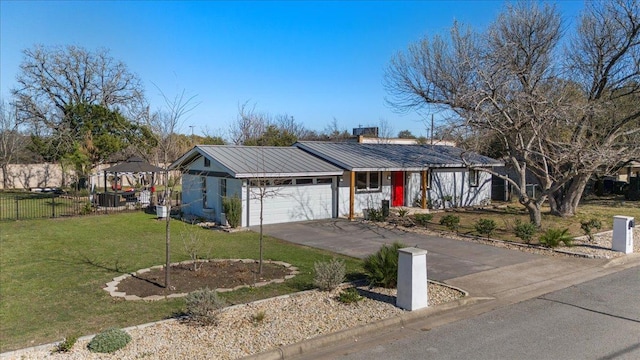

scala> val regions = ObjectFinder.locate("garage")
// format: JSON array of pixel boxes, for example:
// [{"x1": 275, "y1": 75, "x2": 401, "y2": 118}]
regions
[
  {"x1": 245, "y1": 177, "x2": 336, "y2": 226},
  {"x1": 169, "y1": 145, "x2": 342, "y2": 227}
]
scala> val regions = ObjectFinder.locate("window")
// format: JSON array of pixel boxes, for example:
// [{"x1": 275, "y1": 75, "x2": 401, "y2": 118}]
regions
[
  {"x1": 469, "y1": 169, "x2": 479, "y2": 187},
  {"x1": 272, "y1": 179, "x2": 292, "y2": 186},
  {"x1": 201, "y1": 176, "x2": 210, "y2": 208},
  {"x1": 355, "y1": 172, "x2": 381, "y2": 192},
  {"x1": 204, "y1": 158, "x2": 211, "y2": 167},
  {"x1": 219, "y1": 178, "x2": 227, "y2": 198},
  {"x1": 316, "y1": 178, "x2": 333, "y2": 184},
  {"x1": 296, "y1": 178, "x2": 313, "y2": 185}
]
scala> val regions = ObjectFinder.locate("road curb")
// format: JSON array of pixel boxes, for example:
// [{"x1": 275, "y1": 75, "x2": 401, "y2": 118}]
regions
[{"x1": 242, "y1": 295, "x2": 489, "y2": 360}]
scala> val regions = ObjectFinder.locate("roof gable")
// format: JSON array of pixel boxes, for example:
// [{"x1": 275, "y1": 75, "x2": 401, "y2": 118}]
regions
[{"x1": 170, "y1": 145, "x2": 343, "y2": 178}]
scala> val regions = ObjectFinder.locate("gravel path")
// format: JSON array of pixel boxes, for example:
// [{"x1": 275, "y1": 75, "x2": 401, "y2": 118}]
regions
[{"x1": 6, "y1": 283, "x2": 463, "y2": 360}]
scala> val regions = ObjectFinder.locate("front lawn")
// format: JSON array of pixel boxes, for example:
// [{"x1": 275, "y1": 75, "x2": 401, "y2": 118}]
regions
[
  {"x1": 418, "y1": 197, "x2": 640, "y2": 243},
  {"x1": 0, "y1": 212, "x2": 363, "y2": 352}
]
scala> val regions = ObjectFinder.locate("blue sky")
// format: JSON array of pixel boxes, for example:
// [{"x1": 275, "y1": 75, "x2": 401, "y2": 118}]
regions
[{"x1": 1, "y1": 1, "x2": 585, "y2": 138}]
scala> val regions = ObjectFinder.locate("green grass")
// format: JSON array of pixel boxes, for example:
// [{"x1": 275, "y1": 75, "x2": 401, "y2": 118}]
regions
[
  {"x1": 0, "y1": 192, "x2": 89, "y2": 220},
  {"x1": 0, "y1": 212, "x2": 363, "y2": 352}
]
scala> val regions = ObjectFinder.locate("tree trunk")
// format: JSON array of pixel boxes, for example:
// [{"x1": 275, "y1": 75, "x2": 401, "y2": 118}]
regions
[
  {"x1": 165, "y1": 210, "x2": 171, "y2": 288},
  {"x1": 550, "y1": 174, "x2": 589, "y2": 217},
  {"x1": 524, "y1": 201, "x2": 542, "y2": 227},
  {"x1": 1, "y1": 165, "x2": 8, "y2": 189},
  {"x1": 259, "y1": 193, "x2": 264, "y2": 275}
]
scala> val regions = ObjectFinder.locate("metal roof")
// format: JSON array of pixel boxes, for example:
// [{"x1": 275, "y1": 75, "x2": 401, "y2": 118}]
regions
[
  {"x1": 103, "y1": 156, "x2": 165, "y2": 173},
  {"x1": 170, "y1": 145, "x2": 343, "y2": 178},
  {"x1": 294, "y1": 141, "x2": 502, "y2": 171}
]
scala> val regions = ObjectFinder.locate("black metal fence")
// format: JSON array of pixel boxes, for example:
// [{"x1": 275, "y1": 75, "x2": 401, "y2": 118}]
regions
[
  {"x1": 0, "y1": 192, "x2": 89, "y2": 221},
  {"x1": 0, "y1": 191, "x2": 183, "y2": 221}
]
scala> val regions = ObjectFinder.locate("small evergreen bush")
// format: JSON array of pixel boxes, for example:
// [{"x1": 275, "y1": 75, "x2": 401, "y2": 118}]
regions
[
  {"x1": 514, "y1": 220, "x2": 537, "y2": 243},
  {"x1": 363, "y1": 242, "x2": 406, "y2": 288},
  {"x1": 440, "y1": 214, "x2": 460, "y2": 232},
  {"x1": 539, "y1": 228, "x2": 574, "y2": 248},
  {"x1": 313, "y1": 258, "x2": 346, "y2": 291},
  {"x1": 580, "y1": 218, "x2": 602, "y2": 242},
  {"x1": 414, "y1": 213, "x2": 434, "y2": 228},
  {"x1": 185, "y1": 287, "x2": 226, "y2": 326},
  {"x1": 87, "y1": 328, "x2": 131, "y2": 354},
  {"x1": 53, "y1": 333, "x2": 79, "y2": 353},
  {"x1": 474, "y1": 218, "x2": 496, "y2": 238},
  {"x1": 222, "y1": 195, "x2": 241, "y2": 228},
  {"x1": 338, "y1": 287, "x2": 363, "y2": 304}
]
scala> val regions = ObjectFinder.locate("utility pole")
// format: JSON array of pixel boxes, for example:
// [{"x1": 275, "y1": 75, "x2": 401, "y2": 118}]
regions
[{"x1": 189, "y1": 125, "x2": 195, "y2": 145}]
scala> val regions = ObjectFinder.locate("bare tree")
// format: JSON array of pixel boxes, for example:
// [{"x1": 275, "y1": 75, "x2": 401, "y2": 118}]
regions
[
  {"x1": 12, "y1": 45, "x2": 146, "y2": 128},
  {"x1": 148, "y1": 87, "x2": 199, "y2": 289},
  {"x1": 229, "y1": 102, "x2": 268, "y2": 145},
  {"x1": 385, "y1": 1, "x2": 640, "y2": 225},
  {"x1": 0, "y1": 100, "x2": 26, "y2": 188}
]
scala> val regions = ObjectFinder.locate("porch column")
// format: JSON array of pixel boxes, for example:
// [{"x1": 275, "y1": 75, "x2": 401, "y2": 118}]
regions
[
  {"x1": 349, "y1": 171, "x2": 355, "y2": 220},
  {"x1": 421, "y1": 170, "x2": 427, "y2": 209}
]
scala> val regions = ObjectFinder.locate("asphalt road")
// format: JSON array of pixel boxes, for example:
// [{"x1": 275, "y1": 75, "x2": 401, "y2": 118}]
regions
[{"x1": 305, "y1": 266, "x2": 640, "y2": 360}]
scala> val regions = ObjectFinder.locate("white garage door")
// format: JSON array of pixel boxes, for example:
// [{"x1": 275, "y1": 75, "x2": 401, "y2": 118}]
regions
[{"x1": 247, "y1": 182, "x2": 334, "y2": 226}]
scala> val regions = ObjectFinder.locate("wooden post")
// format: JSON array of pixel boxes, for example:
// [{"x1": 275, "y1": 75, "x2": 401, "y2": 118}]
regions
[
  {"x1": 349, "y1": 171, "x2": 355, "y2": 220},
  {"x1": 421, "y1": 170, "x2": 427, "y2": 209}
]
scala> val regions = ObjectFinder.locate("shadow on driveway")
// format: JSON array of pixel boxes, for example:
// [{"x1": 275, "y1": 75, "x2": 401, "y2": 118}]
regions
[{"x1": 255, "y1": 219, "x2": 540, "y2": 282}]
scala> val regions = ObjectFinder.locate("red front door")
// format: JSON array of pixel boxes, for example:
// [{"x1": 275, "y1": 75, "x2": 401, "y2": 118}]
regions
[{"x1": 392, "y1": 171, "x2": 404, "y2": 207}]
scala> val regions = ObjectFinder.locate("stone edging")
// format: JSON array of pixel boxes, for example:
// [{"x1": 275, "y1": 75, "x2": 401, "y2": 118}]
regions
[{"x1": 103, "y1": 259, "x2": 299, "y2": 301}]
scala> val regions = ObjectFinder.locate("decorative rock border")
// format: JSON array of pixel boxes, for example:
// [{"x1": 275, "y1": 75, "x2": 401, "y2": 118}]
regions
[{"x1": 103, "y1": 259, "x2": 299, "y2": 301}]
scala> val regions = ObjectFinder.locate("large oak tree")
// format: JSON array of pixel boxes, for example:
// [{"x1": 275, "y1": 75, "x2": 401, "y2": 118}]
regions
[{"x1": 385, "y1": 0, "x2": 639, "y2": 225}]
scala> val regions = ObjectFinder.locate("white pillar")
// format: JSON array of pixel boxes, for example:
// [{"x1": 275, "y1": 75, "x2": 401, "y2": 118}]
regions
[
  {"x1": 612, "y1": 216, "x2": 634, "y2": 254},
  {"x1": 396, "y1": 247, "x2": 428, "y2": 311}
]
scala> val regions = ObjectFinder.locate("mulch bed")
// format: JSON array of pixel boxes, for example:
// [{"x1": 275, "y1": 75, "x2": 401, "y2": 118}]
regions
[{"x1": 116, "y1": 260, "x2": 291, "y2": 297}]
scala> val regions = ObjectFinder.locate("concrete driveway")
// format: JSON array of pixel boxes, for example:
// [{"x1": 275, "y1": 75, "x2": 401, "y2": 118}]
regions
[{"x1": 256, "y1": 219, "x2": 539, "y2": 281}]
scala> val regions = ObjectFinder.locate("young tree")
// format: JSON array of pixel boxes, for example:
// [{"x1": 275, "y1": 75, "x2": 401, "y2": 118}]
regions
[
  {"x1": 385, "y1": 1, "x2": 639, "y2": 225},
  {"x1": 148, "y1": 88, "x2": 199, "y2": 289}
]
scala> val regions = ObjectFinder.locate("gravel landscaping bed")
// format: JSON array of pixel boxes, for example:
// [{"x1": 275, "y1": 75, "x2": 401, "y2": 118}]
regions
[
  {"x1": 378, "y1": 222, "x2": 640, "y2": 259},
  {"x1": 6, "y1": 283, "x2": 463, "y2": 359}
]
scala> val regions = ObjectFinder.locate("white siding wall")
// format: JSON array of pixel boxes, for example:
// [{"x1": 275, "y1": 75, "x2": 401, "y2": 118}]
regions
[
  {"x1": 337, "y1": 171, "x2": 392, "y2": 216},
  {"x1": 427, "y1": 169, "x2": 491, "y2": 209}
]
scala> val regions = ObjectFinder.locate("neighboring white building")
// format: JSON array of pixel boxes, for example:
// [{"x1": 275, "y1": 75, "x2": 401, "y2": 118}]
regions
[{"x1": 170, "y1": 142, "x2": 502, "y2": 227}]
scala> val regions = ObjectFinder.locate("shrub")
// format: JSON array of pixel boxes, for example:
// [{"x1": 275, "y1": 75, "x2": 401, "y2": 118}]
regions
[
  {"x1": 440, "y1": 214, "x2": 460, "y2": 232},
  {"x1": 368, "y1": 207, "x2": 386, "y2": 222},
  {"x1": 222, "y1": 195, "x2": 241, "y2": 228},
  {"x1": 514, "y1": 220, "x2": 537, "y2": 243},
  {"x1": 539, "y1": 228, "x2": 573, "y2": 248},
  {"x1": 397, "y1": 207, "x2": 409, "y2": 218},
  {"x1": 338, "y1": 287, "x2": 363, "y2": 304},
  {"x1": 87, "y1": 328, "x2": 131, "y2": 354},
  {"x1": 414, "y1": 213, "x2": 434, "y2": 228},
  {"x1": 313, "y1": 258, "x2": 346, "y2": 291},
  {"x1": 363, "y1": 242, "x2": 406, "y2": 288},
  {"x1": 185, "y1": 287, "x2": 226, "y2": 326},
  {"x1": 580, "y1": 218, "x2": 602, "y2": 242},
  {"x1": 251, "y1": 310, "x2": 266, "y2": 324},
  {"x1": 474, "y1": 218, "x2": 496, "y2": 238},
  {"x1": 53, "y1": 333, "x2": 79, "y2": 353}
]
